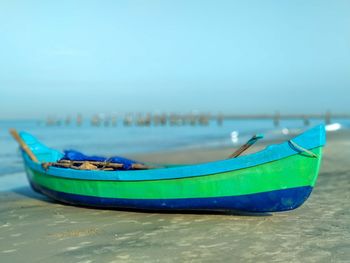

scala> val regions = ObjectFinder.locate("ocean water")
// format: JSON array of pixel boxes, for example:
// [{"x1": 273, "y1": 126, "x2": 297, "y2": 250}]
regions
[{"x1": 1, "y1": 118, "x2": 349, "y2": 177}]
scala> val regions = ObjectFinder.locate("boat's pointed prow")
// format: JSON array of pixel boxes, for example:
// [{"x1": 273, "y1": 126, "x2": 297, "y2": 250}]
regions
[
  {"x1": 291, "y1": 124, "x2": 326, "y2": 150},
  {"x1": 19, "y1": 131, "x2": 42, "y2": 145},
  {"x1": 308, "y1": 124, "x2": 326, "y2": 146},
  {"x1": 18, "y1": 131, "x2": 64, "y2": 163}
]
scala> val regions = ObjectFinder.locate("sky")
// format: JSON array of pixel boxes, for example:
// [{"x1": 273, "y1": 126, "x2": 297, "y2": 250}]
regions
[{"x1": 0, "y1": 0, "x2": 349, "y2": 119}]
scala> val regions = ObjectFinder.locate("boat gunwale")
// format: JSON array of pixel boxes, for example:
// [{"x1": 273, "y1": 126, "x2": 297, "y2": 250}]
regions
[{"x1": 21, "y1": 125, "x2": 326, "y2": 182}]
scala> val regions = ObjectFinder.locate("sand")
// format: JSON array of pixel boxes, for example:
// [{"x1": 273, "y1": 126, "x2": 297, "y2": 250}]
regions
[{"x1": 0, "y1": 131, "x2": 349, "y2": 263}]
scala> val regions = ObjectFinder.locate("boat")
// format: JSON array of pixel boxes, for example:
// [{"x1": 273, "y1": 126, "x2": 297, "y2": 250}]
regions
[{"x1": 11, "y1": 125, "x2": 325, "y2": 213}]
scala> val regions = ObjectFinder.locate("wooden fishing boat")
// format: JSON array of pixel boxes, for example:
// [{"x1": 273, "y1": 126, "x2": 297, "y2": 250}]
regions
[{"x1": 12, "y1": 125, "x2": 325, "y2": 213}]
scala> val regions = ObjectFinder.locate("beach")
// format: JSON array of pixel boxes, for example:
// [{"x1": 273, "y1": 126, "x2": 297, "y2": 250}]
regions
[
  {"x1": 1, "y1": 0, "x2": 350, "y2": 261},
  {"x1": 0, "y1": 131, "x2": 349, "y2": 263}
]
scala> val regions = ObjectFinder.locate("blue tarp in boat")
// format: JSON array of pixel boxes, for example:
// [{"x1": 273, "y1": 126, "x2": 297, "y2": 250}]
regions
[{"x1": 61, "y1": 150, "x2": 142, "y2": 170}]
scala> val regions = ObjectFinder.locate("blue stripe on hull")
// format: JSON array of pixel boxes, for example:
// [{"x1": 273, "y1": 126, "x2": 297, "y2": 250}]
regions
[{"x1": 30, "y1": 183, "x2": 313, "y2": 213}]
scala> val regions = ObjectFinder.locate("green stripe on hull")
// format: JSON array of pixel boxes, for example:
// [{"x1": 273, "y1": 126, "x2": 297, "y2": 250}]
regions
[{"x1": 26, "y1": 147, "x2": 322, "y2": 200}]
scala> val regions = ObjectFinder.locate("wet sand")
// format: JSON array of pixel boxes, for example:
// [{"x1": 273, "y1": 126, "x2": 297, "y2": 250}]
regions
[{"x1": 0, "y1": 132, "x2": 349, "y2": 262}]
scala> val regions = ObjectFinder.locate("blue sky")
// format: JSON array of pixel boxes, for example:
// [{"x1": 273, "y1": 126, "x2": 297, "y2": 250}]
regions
[{"x1": 0, "y1": 0, "x2": 349, "y2": 119}]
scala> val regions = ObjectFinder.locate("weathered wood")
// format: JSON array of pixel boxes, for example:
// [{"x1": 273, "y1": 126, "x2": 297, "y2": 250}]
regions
[
  {"x1": 229, "y1": 135, "x2": 263, "y2": 158},
  {"x1": 58, "y1": 159, "x2": 124, "y2": 169},
  {"x1": 42, "y1": 159, "x2": 150, "y2": 171},
  {"x1": 42, "y1": 162, "x2": 94, "y2": 170},
  {"x1": 9, "y1": 129, "x2": 39, "y2": 163},
  {"x1": 79, "y1": 162, "x2": 98, "y2": 170},
  {"x1": 131, "y1": 163, "x2": 150, "y2": 170}
]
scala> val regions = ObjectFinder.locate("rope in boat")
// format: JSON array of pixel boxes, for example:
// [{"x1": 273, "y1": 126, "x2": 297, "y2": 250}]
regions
[{"x1": 289, "y1": 140, "x2": 318, "y2": 158}]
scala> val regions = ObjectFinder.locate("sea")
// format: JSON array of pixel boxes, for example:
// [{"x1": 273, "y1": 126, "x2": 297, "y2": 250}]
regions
[{"x1": 1, "y1": 118, "x2": 349, "y2": 177}]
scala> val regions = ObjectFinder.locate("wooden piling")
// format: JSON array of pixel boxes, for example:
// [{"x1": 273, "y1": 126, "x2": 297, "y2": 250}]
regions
[
  {"x1": 325, "y1": 111, "x2": 331, "y2": 125},
  {"x1": 123, "y1": 114, "x2": 133, "y2": 126},
  {"x1": 303, "y1": 115, "x2": 310, "y2": 126},
  {"x1": 217, "y1": 114, "x2": 223, "y2": 126},
  {"x1": 273, "y1": 111, "x2": 280, "y2": 127},
  {"x1": 76, "y1": 114, "x2": 83, "y2": 126}
]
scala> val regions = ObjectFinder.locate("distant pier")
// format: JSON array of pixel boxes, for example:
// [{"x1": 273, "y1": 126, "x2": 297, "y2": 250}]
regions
[{"x1": 44, "y1": 112, "x2": 350, "y2": 127}]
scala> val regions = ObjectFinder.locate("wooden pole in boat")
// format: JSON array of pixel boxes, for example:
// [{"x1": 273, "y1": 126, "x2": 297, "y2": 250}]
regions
[
  {"x1": 9, "y1": 129, "x2": 39, "y2": 163},
  {"x1": 228, "y1": 134, "x2": 264, "y2": 158},
  {"x1": 42, "y1": 160, "x2": 150, "y2": 170}
]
